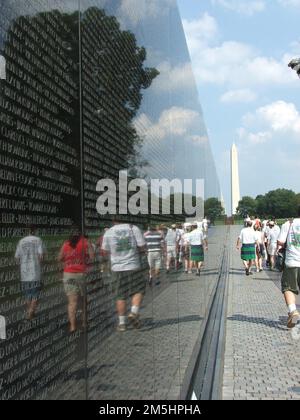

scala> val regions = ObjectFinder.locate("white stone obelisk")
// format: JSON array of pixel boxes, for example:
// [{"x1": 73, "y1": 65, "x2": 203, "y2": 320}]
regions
[{"x1": 231, "y1": 143, "x2": 241, "y2": 216}]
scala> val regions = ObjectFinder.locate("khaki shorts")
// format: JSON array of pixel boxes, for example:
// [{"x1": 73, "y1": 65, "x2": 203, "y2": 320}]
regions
[
  {"x1": 148, "y1": 252, "x2": 162, "y2": 270},
  {"x1": 281, "y1": 267, "x2": 300, "y2": 295},
  {"x1": 268, "y1": 243, "x2": 277, "y2": 256},
  {"x1": 111, "y1": 270, "x2": 146, "y2": 301},
  {"x1": 167, "y1": 246, "x2": 177, "y2": 259},
  {"x1": 63, "y1": 273, "x2": 85, "y2": 296}
]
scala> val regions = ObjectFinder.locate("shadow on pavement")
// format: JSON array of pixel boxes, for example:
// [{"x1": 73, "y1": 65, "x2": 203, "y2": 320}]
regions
[
  {"x1": 227, "y1": 314, "x2": 287, "y2": 331},
  {"x1": 140, "y1": 315, "x2": 203, "y2": 331}
]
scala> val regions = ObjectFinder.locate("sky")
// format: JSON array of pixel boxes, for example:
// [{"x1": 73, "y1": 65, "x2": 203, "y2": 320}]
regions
[{"x1": 177, "y1": 0, "x2": 300, "y2": 214}]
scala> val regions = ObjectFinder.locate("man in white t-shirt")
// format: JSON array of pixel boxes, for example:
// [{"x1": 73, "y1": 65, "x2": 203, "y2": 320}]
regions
[
  {"x1": 15, "y1": 227, "x2": 44, "y2": 320},
  {"x1": 278, "y1": 210, "x2": 300, "y2": 329},
  {"x1": 165, "y1": 225, "x2": 180, "y2": 273},
  {"x1": 267, "y1": 221, "x2": 280, "y2": 270},
  {"x1": 202, "y1": 217, "x2": 208, "y2": 234},
  {"x1": 102, "y1": 220, "x2": 146, "y2": 332}
]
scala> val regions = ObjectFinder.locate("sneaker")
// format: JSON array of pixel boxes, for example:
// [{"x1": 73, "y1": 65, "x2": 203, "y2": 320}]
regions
[
  {"x1": 287, "y1": 310, "x2": 300, "y2": 329},
  {"x1": 128, "y1": 313, "x2": 141, "y2": 329},
  {"x1": 117, "y1": 324, "x2": 126, "y2": 333},
  {"x1": 246, "y1": 268, "x2": 250, "y2": 276}
]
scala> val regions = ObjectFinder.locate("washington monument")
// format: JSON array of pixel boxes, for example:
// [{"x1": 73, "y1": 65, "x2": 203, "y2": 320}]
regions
[{"x1": 231, "y1": 143, "x2": 241, "y2": 216}]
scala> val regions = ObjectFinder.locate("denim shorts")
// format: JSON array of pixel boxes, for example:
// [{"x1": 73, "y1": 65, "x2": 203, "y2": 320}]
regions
[{"x1": 21, "y1": 282, "x2": 41, "y2": 301}]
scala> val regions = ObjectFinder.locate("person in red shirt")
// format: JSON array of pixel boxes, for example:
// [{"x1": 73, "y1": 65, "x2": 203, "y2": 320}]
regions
[{"x1": 58, "y1": 230, "x2": 94, "y2": 333}]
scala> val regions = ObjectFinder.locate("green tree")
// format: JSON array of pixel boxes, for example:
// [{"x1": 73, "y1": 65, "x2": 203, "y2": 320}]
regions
[
  {"x1": 261, "y1": 189, "x2": 298, "y2": 218},
  {"x1": 204, "y1": 198, "x2": 224, "y2": 224},
  {"x1": 237, "y1": 196, "x2": 257, "y2": 217}
]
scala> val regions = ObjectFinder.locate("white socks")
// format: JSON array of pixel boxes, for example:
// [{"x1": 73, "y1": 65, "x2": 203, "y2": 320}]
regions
[
  {"x1": 131, "y1": 306, "x2": 139, "y2": 315},
  {"x1": 119, "y1": 316, "x2": 126, "y2": 325},
  {"x1": 288, "y1": 304, "x2": 297, "y2": 314}
]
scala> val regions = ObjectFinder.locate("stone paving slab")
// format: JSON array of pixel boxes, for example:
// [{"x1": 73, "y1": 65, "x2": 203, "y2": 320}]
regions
[{"x1": 222, "y1": 226, "x2": 300, "y2": 400}]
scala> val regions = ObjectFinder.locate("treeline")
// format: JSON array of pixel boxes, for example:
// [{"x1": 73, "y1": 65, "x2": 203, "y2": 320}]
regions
[{"x1": 237, "y1": 189, "x2": 300, "y2": 219}]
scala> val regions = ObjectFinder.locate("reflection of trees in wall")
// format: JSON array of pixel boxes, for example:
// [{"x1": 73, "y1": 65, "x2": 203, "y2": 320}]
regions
[
  {"x1": 80, "y1": 7, "x2": 159, "y2": 227},
  {"x1": 0, "y1": 7, "x2": 158, "y2": 230},
  {"x1": 81, "y1": 7, "x2": 159, "y2": 173},
  {"x1": 1, "y1": 10, "x2": 82, "y2": 227}
]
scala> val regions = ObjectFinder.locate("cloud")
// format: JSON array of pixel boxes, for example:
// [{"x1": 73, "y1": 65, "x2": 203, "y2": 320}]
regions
[
  {"x1": 220, "y1": 89, "x2": 257, "y2": 103},
  {"x1": 183, "y1": 13, "x2": 299, "y2": 88},
  {"x1": 152, "y1": 61, "x2": 195, "y2": 92},
  {"x1": 238, "y1": 100, "x2": 300, "y2": 146},
  {"x1": 182, "y1": 13, "x2": 219, "y2": 55},
  {"x1": 188, "y1": 135, "x2": 209, "y2": 145},
  {"x1": 134, "y1": 107, "x2": 202, "y2": 142},
  {"x1": 237, "y1": 128, "x2": 272, "y2": 144},
  {"x1": 211, "y1": 0, "x2": 266, "y2": 15},
  {"x1": 117, "y1": 0, "x2": 176, "y2": 26}
]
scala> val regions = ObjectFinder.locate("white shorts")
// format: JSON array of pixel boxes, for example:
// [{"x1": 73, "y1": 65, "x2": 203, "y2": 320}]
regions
[
  {"x1": 167, "y1": 246, "x2": 177, "y2": 259},
  {"x1": 148, "y1": 252, "x2": 162, "y2": 270},
  {"x1": 268, "y1": 243, "x2": 277, "y2": 256}
]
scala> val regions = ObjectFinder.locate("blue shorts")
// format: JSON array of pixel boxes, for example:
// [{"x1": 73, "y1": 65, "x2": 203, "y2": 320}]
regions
[{"x1": 22, "y1": 282, "x2": 41, "y2": 301}]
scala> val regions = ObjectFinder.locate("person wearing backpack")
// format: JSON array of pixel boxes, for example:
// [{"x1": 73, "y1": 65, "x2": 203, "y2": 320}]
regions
[{"x1": 278, "y1": 208, "x2": 300, "y2": 329}]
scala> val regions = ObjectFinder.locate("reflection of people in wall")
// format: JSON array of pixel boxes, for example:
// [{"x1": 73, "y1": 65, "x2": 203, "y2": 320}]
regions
[
  {"x1": 96, "y1": 227, "x2": 110, "y2": 274},
  {"x1": 15, "y1": 226, "x2": 45, "y2": 320},
  {"x1": 0, "y1": 55, "x2": 6, "y2": 80},
  {"x1": 101, "y1": 219, "x2": 146, "y2": 333},
  {"x1": 58, "y1": 229, "x2": 94, "y2": 333}
]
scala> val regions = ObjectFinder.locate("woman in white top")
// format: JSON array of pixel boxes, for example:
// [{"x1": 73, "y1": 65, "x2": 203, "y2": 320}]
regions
[{"x1": 237, "y1": 221, "x2": 259, "y2": 276}]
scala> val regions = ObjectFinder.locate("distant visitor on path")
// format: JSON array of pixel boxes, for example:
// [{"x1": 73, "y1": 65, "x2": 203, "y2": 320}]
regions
[
  {"x1": 236, "y1": 221, "x2": 258, "y2": 276},
  {"x1": 15, "y1": 226, "x2": 45, "y2": 321},
  {"x1": 278, "y1": 208, "x2": 300, "y2": 329},
  {"x1": 144, "y1": 225, "x2": 164, "y2": 287},
  {"x1": 267, "y1": 221, "x2": 280, "y2": 271},
  {"x1": 186, "y1": 222, "x2": 208, "y2": 276}
]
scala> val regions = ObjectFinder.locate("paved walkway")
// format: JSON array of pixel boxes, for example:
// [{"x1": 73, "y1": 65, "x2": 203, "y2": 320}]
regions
[
  {"x1": 48, "y1": 226, "x2": 228, "y2": 400},
  {"x1": 223, "y1": 226, "x2": 300, "y2": 400}
]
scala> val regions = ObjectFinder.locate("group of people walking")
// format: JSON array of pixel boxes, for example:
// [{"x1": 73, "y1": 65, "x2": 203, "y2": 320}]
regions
[
  {"x1": 15, "y1": 218, "x2": 209, "y2": 333},
  {"x1": 238, "y1": 210, "x2": 300, "y2": 330},
  {"x1": 237, "y1": 216, "x2": 281, "y2": 275}
]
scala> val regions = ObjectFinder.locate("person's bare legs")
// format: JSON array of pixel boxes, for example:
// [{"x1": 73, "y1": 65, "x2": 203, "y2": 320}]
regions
[
  {"x1": 128, "y1": 293, "x2": 143, "y2": 328},
  {"x1": 270, "y1": 255, "x2": 276, "y2": 270},
  {"x1": 166, "y1": 255, "x2": 172, "y2": 272},
  {"x1": 26, "y1": 300, "x2": 38, "y2": 320},
  {"x1": 116, "y1": 299, "x2": 126, "y2": 316},
  {"x1": 284, "y1": 291, "x2": 296, "y2": 306},
  {"x1": 242, "y1": 260, "x2": 249, "y2": 270},
  {"x1": 67, "y1": 294, "x2": 78, "y2": 332}
]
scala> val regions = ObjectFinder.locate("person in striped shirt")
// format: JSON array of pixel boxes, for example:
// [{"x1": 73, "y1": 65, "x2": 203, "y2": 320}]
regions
[{"x1": 144, "y1": 225, "x2": 164, "y2": 286}]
